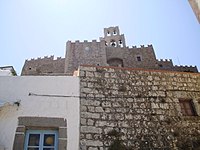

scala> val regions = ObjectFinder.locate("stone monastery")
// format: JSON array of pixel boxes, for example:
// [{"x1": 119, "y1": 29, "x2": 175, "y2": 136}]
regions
[
  {"x1": 0, "y1": 27, "x2": 200, "y2": 150},
  {"x1": 21, "y1": 26, "x2": 198, "y2": 76}
]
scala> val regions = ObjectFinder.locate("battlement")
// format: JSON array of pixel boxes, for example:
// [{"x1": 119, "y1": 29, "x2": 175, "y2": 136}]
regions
[
  {"x1": 26, "y1": 55, "x2": 64, "y2": 62},
  {"x1": 67, "y1": 39, "x2": 100, "y2": 44},
  {"x1": 174, "y1": 65, "x2": 196, "y2": 68},
  {"x1": 22, "y1": 55, "x2": 65, "y2": 76},
  {"x1": 174, "y1": 65, "x2": 198, "y2": 73},
  {"x1": 174, "y1": 65, "x2": 197, "y2": 68},
  {"x1": 157, "y1": 59, "x2": 172, "y2": 62},
  {"x1": 128, "y1": 44, "x2": 153, "y2": 49}
]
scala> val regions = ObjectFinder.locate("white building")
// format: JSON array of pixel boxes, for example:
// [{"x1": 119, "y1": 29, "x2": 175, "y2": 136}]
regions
[
  {"x1": 0, "y1": 76, "x2": 79, "y2": 150},
  {"x1": 189, "y1": 0, "x2": 200, "y2": 23},
  {"x1": 0, "y1": 66, "x2": 16, "y2": 76}
]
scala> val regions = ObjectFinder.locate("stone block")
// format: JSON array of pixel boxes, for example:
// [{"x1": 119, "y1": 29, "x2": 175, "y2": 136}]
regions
[
  {"x1": 85, "y1": 140, "x2": 103, "y2": 146},
  {"x1": 87, "y1": 119, "x2": 94, "y2": 126},
  {"x1": 58, "y1": 139, "x2": 67, "y2": 150},
  {"x1": 81, "y1": 112, "x2": 100, "y2": 119},
  {"x1": 81, "y1": 126, "x2": 102, "y2": 134},
  {"x1": 95, "y1": 107, "x2": 104, "y2": 112},
  {"x1": 59, "y1": 127, "x2": 67, "y2": 139}
]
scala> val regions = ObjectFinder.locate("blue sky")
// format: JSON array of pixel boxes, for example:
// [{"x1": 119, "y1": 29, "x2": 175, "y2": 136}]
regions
[{"x1": 0, "y1": 0, "x2": 199, "y2": 74}]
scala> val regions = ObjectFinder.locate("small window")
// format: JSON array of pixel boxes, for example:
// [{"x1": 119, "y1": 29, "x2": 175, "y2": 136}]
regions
[
  {"x1": 107, "y1": 31, "x2": 111, "y2": 36},
  {"x1": 179, "y1": 99, "x2": 196, "y2": 116},
  {"x1": 136, "y1": 56, "x2": 142, "y2": 61},
  {"x1": 159, "y1": 64, "x2": 163, "y2": 68},
  {"x1": 24, "y1": 130, "x2": 58, "y2": 150},
  {"x1": 105, "y1": 41, "x2": 108, "y2": 46},
  {"x1": 110, "y1": 40, "x2": 117, "y2": 47},
  {"x1": 113, "y1": 30, "x2": 117, "y2": 35},
  {"x1": 118, "y1": 40, "x2": 123, "y2": 47}
]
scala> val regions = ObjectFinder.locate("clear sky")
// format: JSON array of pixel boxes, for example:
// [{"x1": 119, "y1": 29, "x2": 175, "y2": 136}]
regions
[{"x1": 0, "y1": 0, "x2": 199, "y2": 75}]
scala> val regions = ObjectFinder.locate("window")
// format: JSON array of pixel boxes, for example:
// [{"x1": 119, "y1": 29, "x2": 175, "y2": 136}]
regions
[
  {"x1": 105, "y1": 41, "x2": 108, "y2": 46},
  {"x1": 110, "y1": 40, "x2": 117, "y2": 47},
  {"x1": 118, "y1": 40, "x2": 123, "y2": 47},
  {"x1": 159, "y1": 64, "x2": 163, "y2": 68},
  {"x1": 136, "y1": 56, "x2": 142, "y2": 61},
  {"x1": 107, "y1": 31, "x2": 111, "y2": 36},
  {"x1": 13, "y1": 117, "x2": 67, "y2": 150},
  {"x1": 107, "y1": 58, "x2": 124, "y2": 67},
  {"x1": 179, "y1": 99, "x2": 196, "y2": 116},
  {"x1": 24, "y1": 130, "x2": 58, "y2": 150}
]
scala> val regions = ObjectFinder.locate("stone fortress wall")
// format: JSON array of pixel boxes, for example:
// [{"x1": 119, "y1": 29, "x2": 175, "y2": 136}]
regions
[
  {"x1": 79, "y1": 65, "x2": 200, "y2": 150},
  {"x1": 21, "y1": 56, "x2": 65, "y2": 75},
  {"x1": 21, "y1": 26, "x2": 198, "y2": 75},
  {"x1": 64, "y1": 40, "x2": 107, "y2": 74}
]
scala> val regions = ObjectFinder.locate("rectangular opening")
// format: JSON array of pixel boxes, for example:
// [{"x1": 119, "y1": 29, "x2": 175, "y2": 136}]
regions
[
  {"x1": 136, "y1": 56, "x2": 142, "y2": 61},
  {"x1": 179, "y1": 99, "x2": 196, "y2": 116}
]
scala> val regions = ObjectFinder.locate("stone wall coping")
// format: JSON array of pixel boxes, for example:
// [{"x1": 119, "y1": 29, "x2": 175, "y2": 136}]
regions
[{"x1": 79, "y1": 65, "x2": 200, "y2": 76}]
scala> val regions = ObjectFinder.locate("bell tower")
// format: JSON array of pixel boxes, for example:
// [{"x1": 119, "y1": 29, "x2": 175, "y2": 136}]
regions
[{"x1": 100, "y1": 26, "x2": 126, "y2": 47}]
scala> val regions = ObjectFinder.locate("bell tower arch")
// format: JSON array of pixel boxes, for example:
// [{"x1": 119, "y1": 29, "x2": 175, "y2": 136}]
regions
[{"x1": 100, "y1": 26, "x2": 126, "y2": 47}]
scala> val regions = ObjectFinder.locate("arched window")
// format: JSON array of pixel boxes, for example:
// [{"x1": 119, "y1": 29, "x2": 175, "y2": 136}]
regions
[
  {"x1": 110, "y1": 40, "x2": 117, "y2": 47},
  {"x1": 107, "y1": 58, "x2": 124, "y2": 67},
  {"x1": 107, "y1": 31, "x2": 111, "y2": 36},
  {"x1": 118, "y1": 40, "x2": 123, "y2": 47},
  {"x1": 105, "y1": 41, "x2": 108, "y2": 46}
]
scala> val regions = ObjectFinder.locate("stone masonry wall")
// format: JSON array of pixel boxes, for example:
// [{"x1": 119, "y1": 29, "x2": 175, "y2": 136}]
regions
[
  {"x1": 79, "y1": 65, "x2": 200, "y2": 150},
  {"x1": 106, "y1": 45, "x2": 157, "y2": 69},
  {"x1": 21, "y1": 56, "x2": 65, "y2": 75},
  {"x1": 65, "y1": 40, "x2": 107, "y2": 74}
]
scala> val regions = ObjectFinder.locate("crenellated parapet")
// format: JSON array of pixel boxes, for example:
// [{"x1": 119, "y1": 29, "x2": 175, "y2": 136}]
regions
[
  {"x1": 21, "y1": 26, "x2": 198, "y2": 75},
  {"x1": 174, "y1": 65, "x2": 198, "y2": 73},
  {"x1": 26, "y1": 55, "x2": 64, "y2": 62},
  {"x1": 156, "y1": 59, "x2": 173, "y2": 69},
  {"x1": 21, "y1": 55, "x2": 65, "y2": 76},
  {"x1": 156, "y1": 58, "x2": 198, "y2": 73},
  {"x1": 157, "y1": 59, "x2": 172, "y2": 62},
  {"x1": 65, "y1": 39, "x2": 107, "y2": 74},
  {"x1": 67, "y1": 39, "x2": 101, "y2": 45},
  {"x1": 128, "y1": 44, "x2": 153, "y2": 49}
]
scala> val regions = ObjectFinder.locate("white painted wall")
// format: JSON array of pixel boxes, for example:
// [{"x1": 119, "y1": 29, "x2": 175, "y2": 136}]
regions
[
  {"x1": 0, "y1": 70, "x2": 12, "y2": 76},
  {"x1": 197, "y1": 0, "x2": 200, "y2": 9},
  {"x1": 0, "y1": 76, "x2": 80, "y2": 150}
]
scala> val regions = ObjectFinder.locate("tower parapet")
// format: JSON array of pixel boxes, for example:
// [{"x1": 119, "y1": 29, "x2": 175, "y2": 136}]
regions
[
  {"x1": 173, "y1": 65, "x2": 198, "y2": 73},
  {"x1": 156, "y1": 59, "x2": 173, "y2": 70},
  {"x1": 129, "y1": 44, "x2": 153, "y2": 49},
  {"x1": 64, "y1": 39, "x2": 107, "y2": 74},
  {"x1": 21, "y1": 55, "x2": 65, "y2": 75}
]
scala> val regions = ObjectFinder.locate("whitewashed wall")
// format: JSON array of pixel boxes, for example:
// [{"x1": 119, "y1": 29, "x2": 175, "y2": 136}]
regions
[
  {"x1": 0, "y1": 70, "x2": 12, "y2": 76},
  {"x1": 0, "y1": 76, "x2": 80, "y2": 150}
]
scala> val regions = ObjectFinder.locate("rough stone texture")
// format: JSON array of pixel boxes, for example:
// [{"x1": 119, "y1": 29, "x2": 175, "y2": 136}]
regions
[
  {"x1": 21, "y1": 26, "x2": 198, "y2": 75},
  {"x1": 65, "y1": 40, "x2": 107, "y2": 74},
  {"x1": 79, "y1": 65, "x2": 200, "y2": 150},
  {"x1": 21, "y1": 55, "x2": 65, "y2": 76}
]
